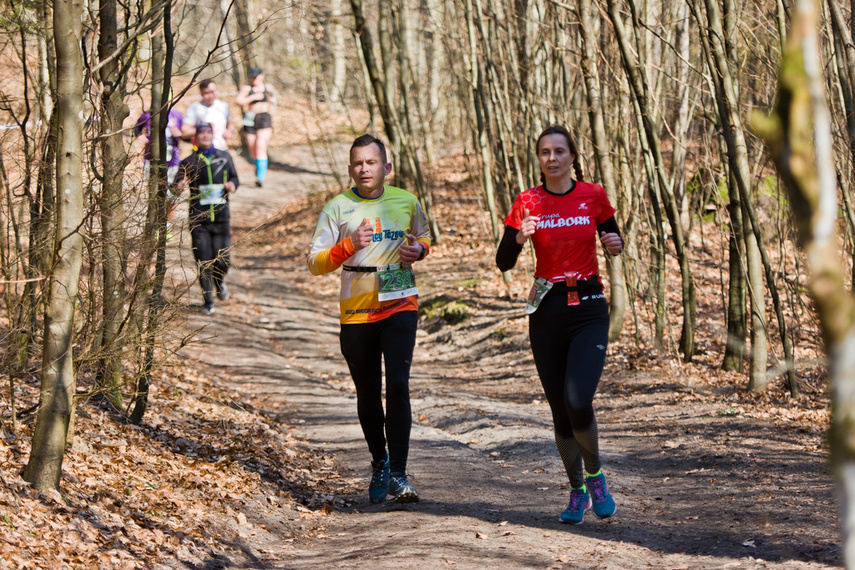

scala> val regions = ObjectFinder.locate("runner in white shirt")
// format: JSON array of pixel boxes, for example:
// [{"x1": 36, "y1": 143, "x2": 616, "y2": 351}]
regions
[{"x1": 182, "y1": 79, "x2": 233, "y2": 151}]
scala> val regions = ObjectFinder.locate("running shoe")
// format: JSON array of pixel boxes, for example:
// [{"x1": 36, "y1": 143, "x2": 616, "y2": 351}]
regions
[
  {"x1": 369, "y1": 458, "x2": 390, "y2": 504},
  {"x1": 586, "y1": 472, "x2": 616, "y2": 519},
  {"x1": 559, "y1": 487, "x2": 591, "y2": 525},
  {"x1": 389, "y1": 472, "x2": 419, "y2": 503},
  {"x1": 217, "y1": 283, "x2": 229, "y2": 301},
  {"x1": 200, "y1": 303, "x2": 215, "y2": 316}
]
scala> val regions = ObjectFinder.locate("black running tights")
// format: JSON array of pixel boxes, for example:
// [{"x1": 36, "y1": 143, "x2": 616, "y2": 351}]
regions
[
  {"x1": 339, "y1": 310, "x2": 418, "y2": 474},
  {"x1": 190, "y1": 222, "x2": 231, "y2": 298},
  {"x1": 529, "y1": 289, "x2": 609, "y2": 478}
]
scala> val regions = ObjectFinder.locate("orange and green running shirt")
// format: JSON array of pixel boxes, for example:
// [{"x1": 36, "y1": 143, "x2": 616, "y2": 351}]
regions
[{"x1": 307, "y1": 185, "x2": 432, "y2": 324}]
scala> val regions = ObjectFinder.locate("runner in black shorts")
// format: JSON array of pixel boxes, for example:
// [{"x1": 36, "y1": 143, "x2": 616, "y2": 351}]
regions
[
  {"x1": 236, "y1": 66, "x2": 278, "y2": 187},
  {"x1": 496, "y1": 124, "x2": 624, "y2": 525},
  {"x1": 243, "y1": 111, "x2": 272, "y2": 134}
]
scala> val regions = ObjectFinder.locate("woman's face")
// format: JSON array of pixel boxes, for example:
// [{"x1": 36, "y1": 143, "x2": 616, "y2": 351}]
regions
[{"x1": 537, "y1": 133, "x2": 575, "y2": 181}]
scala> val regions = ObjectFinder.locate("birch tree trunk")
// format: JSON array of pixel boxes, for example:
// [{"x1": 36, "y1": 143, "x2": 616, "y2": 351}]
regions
[{"x1": 22, "y1": 0, "x2": 84, "y2": 490}]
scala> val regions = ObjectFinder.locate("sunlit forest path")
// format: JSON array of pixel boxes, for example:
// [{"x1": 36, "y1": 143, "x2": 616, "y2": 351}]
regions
[{"x1": 167, "y1": 147, "x2": 840, "y2": 569}]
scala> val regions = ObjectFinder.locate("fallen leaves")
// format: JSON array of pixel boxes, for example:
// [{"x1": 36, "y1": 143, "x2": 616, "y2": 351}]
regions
[{"x1": 0, "y1": 364, "x2": 351, "y2": 569}]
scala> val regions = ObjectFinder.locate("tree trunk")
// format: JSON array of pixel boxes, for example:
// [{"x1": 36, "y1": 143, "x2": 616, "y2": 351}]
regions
[
  {"x1": 752, "y1": 0, "x2": 855, "y2": 560},
  {"x1": 329, "y1": 0, "x2": 348, "y2": 106},
  {"x1": 23, "y1": 0, "x2": 84, "y2": 491},
  {"x1": 96, "y1": 0, "x2": 130, "y2": 407},
  {"x1": 723, "y1": 173, "x2": 748, "y2": 372},
  {"x1": 131, "y1": 1, "x2": 174, "y2": 425},
  {"x1": 577, "y1": 0, "x2": 626, "y2": 342}
]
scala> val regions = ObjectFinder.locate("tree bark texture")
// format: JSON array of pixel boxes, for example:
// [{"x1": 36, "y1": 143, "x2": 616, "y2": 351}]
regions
[
  {"x1": 96, "y1": 0, "x2": 131, "y2": 405},
  {"x1": 23, "y1": 0, "x2": 84, "y2": 491}
]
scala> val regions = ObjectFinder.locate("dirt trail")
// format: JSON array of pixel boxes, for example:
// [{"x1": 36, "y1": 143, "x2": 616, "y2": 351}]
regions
[{"x1": 171, "y1": 147, "x2": 840, "y2": 569}]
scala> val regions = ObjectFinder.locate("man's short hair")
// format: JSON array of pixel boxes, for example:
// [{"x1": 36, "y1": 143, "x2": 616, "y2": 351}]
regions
[
  {"x1": 199, "y1": 79, "x2": 214, "y2": 91},
  {"x1": 350, "y1": 134, "x2": 387, "y2": 165}
]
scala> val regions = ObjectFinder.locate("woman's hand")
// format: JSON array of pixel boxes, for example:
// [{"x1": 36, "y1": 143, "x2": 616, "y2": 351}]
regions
[
  {"x1": 600, "y1": 231, "x2": 623, "y2": 255},
  {"x1": 516, "y1": 209, "x2": 539, "y2": 244}
]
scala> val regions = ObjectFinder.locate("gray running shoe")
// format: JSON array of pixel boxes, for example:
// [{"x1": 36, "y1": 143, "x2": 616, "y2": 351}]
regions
[
  {"x1": 217, "y1": 283, "x2": 229, "y2": 301},
  {"x1": 389, "y1": 473, "x2": 419, "y2": 503}
]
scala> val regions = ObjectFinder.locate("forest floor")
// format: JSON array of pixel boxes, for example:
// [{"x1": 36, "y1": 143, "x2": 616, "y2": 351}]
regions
[{"x1": 0, "y1": 119, "x2": 842, "y2": 569}]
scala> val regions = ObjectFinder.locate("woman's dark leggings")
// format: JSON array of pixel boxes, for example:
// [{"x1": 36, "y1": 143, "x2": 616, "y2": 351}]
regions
[
  {"x1": 339, "y1": 310, "x2": 418, "y2": 474},
  {"x1": 529, "y1": 286, "x2": 609, "y2": 487}
]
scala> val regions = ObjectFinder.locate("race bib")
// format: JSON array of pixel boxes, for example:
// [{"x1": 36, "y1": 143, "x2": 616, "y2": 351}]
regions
[
  {"x1": 377, "y1": 264, "x2": 418, "y2": 301},
  {"x1": 198, "y1": 183, "x2": 226, "y2": 206},
  {"x1": 525, "y1": 277, "x2": 554, "y2": 314},
  {"x1": 241, "y1": 112, "x2": 256, "y2": 127}
]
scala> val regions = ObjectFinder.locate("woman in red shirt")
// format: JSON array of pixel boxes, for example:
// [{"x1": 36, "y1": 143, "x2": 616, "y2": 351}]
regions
[{"x1": 496, "y1": 125, "x2": 623, "y2": 525}]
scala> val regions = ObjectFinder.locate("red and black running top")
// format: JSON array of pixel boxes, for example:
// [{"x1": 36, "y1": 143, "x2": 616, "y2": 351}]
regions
[{"x1": 501, "y1": 181, "x2": 616, "y2": 280}]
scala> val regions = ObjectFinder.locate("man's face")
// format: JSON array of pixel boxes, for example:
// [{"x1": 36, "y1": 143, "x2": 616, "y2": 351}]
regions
[
  {"x1": 348, "y1": 143, "x2": 390, "y2": 195},
  {"x1": 196, "y1": 128, "x2": 214, "y2": 149},
  {"x1": 200, "y1": 84, "x2": 216, "y2": 106}
]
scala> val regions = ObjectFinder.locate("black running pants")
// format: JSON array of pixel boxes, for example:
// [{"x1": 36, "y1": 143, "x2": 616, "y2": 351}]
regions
[
  {"x1": 190, "y1": 222, "x2": 231, "y2": 297},
  {"x1": 529, "y1": 287, "x2": 609, "y2": 473},
  {"x1": 339, "y1": 310, "x2": 418, "y2": 475}
]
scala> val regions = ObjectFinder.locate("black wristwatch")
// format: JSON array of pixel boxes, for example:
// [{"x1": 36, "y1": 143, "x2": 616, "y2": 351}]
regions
[{"x1": 417, "y1": 243, "x2": 427, "y2": 261}]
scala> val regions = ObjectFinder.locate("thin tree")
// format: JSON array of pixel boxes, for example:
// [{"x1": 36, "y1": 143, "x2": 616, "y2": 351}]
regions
[{"x1": 22, "y1": 0, "x2": 84, "y2": 490}]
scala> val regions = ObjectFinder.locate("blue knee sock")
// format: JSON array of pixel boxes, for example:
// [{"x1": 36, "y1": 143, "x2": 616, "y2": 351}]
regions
[{"x1": 255, "y1": 158, "x2": 268, "y2": 182}]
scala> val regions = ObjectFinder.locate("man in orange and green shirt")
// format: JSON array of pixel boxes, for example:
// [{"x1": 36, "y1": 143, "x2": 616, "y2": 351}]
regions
[{"x1": 308, "y1": 134, "x2": 431, "y2": 504}]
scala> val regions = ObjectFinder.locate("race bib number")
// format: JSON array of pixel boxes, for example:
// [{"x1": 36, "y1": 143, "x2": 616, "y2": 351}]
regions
[
  {"x1": 377, "y1": 265, "x2": 418, "y2": 301},
  {"x1": 241, "y1": 112, "x2": 256, "y2": 127},
  {"x1": 525, "y1": 277, "x2": 554, "y2": 314},
  {"x1": 198, "y1": 183, "x2": 226, "y2": 206}
]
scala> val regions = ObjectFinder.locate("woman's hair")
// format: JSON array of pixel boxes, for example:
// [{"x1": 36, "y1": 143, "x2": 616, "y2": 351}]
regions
[{"x1": 536, "y1": 124, "x2": 584, "y2": 183}]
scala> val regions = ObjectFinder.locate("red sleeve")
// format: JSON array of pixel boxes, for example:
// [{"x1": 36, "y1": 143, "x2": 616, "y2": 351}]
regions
[
  {"x1": 597, "y1": 185, "x2": 616, "y2": 224},
  {"x1": 504, "y1": 194, "x2": 527, "y2": 230}
]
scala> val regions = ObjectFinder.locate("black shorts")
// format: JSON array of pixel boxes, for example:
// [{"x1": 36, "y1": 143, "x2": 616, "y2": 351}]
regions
[{"x1": 244, "y1": 112, "x2": 272, "y2": 134}]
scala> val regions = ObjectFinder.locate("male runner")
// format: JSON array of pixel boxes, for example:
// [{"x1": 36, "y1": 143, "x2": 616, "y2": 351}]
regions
[
  {"x1": 307, "y1": 134, "x2": 431, "y2": 504},
  {"x1": 173, "y1": 123, "x2": 239, "y2": 315},
  {"x1": 182, "y1": 79, "x2": 233, "y2": 151}
]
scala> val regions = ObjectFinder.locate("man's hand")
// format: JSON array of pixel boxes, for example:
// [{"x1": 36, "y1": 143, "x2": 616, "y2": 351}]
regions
[
  {"x1": 225, "y1": 181, "x2": 236, "y2": 193},
  {"x1": 600, "y1": 231, "x2": 623, "y2": 255},
  {"x1": 516, "y1": 209, "x2": 540, "y2": 244},
  {"x1": 398, "y1": 234, "x2": 423, "y2": 265},
  {"x1": 351, "y1": 219, "x2": 374, "y2": 251}
]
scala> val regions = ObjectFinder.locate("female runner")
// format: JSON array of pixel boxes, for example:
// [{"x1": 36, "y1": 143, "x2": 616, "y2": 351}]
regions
[{"x1": 496, "y1": 124, "x2": 623, "y2": 524}]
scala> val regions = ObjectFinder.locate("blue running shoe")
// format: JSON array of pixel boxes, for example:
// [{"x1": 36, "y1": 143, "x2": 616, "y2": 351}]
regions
[
  {"x1": 389, "y1": 472, "x2": 419, "y2": 503},
  {"x1": 559, "y1": 487, "x2": 591, "y2": 524},
  {"x1": 369, "y1": 458, "x2": 390, "y2": 504},
  {"x1": 586, "y1": 471, "x2": 616, "y2": 519}
]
